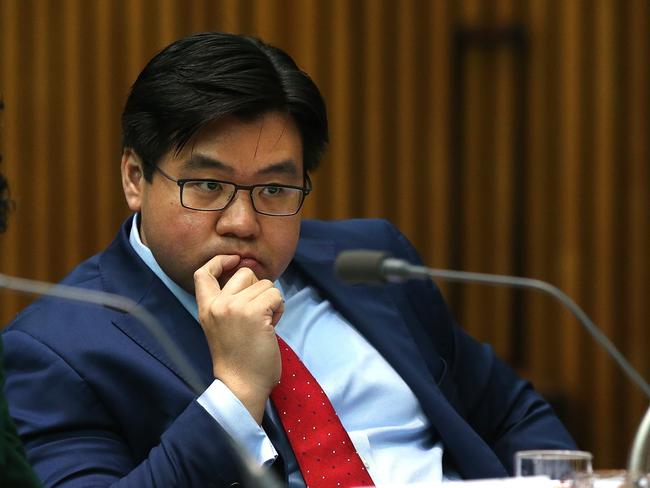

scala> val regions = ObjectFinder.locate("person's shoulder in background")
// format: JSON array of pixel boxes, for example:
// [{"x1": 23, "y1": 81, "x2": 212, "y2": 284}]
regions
[{"x1": 0, "y1": 336, "x2": 42, "y2": 487}]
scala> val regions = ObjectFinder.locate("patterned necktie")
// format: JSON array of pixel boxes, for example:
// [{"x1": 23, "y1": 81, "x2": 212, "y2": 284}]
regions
[{"x1": 270, "y1": 336, "x2": 375, "y2": 488}]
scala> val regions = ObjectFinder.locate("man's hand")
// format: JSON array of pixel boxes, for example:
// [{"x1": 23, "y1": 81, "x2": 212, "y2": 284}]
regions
[{"x1": 194, "y1": 255, "x2": 284, "y2": 423}]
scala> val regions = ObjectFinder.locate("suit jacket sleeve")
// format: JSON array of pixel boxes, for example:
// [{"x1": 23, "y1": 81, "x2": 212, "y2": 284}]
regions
[{"x1": 3, "y1": 329, "x2": 249, "y2": 488}]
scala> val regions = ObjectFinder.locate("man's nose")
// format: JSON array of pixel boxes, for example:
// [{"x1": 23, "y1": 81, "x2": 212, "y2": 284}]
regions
[{"x1": 215, "y1": 189, "x2": 260, "y2": 238}]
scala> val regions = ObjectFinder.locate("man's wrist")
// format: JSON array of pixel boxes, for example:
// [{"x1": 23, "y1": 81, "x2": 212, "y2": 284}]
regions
[
  {"x1": 197, "y1": 379, "x2": 278, "y2": 466},
  {"x1": 215, "y1": 372, "x2": 271, "y2": 424}
]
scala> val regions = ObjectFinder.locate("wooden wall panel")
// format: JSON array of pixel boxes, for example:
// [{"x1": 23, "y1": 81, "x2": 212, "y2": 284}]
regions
[
  {"x1": 0, "y1": 0, "x2": 648, "y2": 471},
  {"x1": 426, "y1": 1, "x2": 452, "y2": 271},
  {"x1": 554, "y1": 0, "x2": 591, "y2": 451},
  {"x1": 525, "y1": 0, "x2": 556, "y2": 402},
  {"x1": 360, "y1": 0, "x2": 386, "y2": 218},
  {"x1": 624, "y1": 0, "x2": 650, "y2": 451},
  {"x1": 592, "y1": 0, "x2": 616, "y2": 464}
]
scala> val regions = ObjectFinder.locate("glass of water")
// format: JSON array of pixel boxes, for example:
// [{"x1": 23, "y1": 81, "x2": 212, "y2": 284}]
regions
[{"x1": 515, "y1": 450, "x2": 593, "y2": 482}]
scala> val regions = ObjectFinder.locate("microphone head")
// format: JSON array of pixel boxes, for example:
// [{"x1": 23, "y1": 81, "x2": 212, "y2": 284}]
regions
[{"x1": 334, "y1": 250, "x2": 391, "y2": 284}]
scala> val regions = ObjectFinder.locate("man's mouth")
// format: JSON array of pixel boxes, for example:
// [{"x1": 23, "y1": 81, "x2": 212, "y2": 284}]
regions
[{"x1": 237, "y1": 256, "x2": 260, "y2": 269}]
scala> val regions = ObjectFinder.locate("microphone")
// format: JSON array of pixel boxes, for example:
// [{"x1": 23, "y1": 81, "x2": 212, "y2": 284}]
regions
[
  {"x1": 0, "y1": 272, "x2": 281, "y2": 488},
  {"x1": 335, "y1": 249, "x2": 650, "y2": 482}
]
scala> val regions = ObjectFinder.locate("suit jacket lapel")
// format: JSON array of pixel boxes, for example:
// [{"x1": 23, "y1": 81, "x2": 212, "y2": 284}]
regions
[{"x1": 98, "y1": 217, "x2": 214, "y2": 391}]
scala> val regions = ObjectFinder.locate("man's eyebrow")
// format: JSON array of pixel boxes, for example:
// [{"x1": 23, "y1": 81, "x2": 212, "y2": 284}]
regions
[
  {"x1": 181, "y1": 154, "x2": 232, "y2": 172},
  {"x1": 182, "y1": 154, "x2": 299, "y2": 178},
  {"x1": 255, "y1": 160, "x2": 299, "y2": 178}
]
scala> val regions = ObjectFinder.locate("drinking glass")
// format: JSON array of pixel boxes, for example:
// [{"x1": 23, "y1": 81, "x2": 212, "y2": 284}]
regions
[{"x1": 515, "y1": 450, "x2": 593, "y2": 482}]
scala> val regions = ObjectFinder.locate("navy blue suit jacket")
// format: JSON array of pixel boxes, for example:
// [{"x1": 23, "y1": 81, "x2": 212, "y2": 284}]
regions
[{"x1": 2, "y1": 217, "x2": 575, "y2": 487}]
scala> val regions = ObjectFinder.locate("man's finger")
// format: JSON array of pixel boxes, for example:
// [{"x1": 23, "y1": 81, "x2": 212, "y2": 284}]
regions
[
  {"x1": 220, "y1": 266, "x2": 260, "y2": 294},
  {"x1": 194, "y1": 255, "x2": 240, "y2": 305},
  {"x1": 230, "y1": 278, "x2": 276, "y2": 303},
  {"x1": 271, "y1": 300, "x2": 285, "y2": 327},
  {"x1": 248, "y1": 286, "x2": 284, "y2": 321}
]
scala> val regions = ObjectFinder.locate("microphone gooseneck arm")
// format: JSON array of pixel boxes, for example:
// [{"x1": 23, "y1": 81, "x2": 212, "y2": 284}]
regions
[{"x1": 383, "y1": 258, "x2": 650, "y2": 400}]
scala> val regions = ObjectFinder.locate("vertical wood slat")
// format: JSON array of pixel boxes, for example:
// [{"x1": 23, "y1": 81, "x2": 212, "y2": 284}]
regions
[
  {"x1": 62, "y1": 0, "x2": 82, "y2": 275},
  {"x1": 288, "y1": 0, "x2": 318, "y2": 76},
  {"x1": 0, "y1": 0, "x2": 649, "y2": 470},
  {"x1": 525, "y1": 0, "x2": 554, "y2": 383},
  {"x1": 426, "y1": 0, "x2": 452, "y2": 271},
  {"x1": 624, "y1": 0, "x2": 650, "y2": 449},
  {"x1": 557, "y1": 0, "x2": 584, "y2": 395},
  {"x1": 395, "y1": 0, "x2": 417, "y2": 238},
  {"x1": 158, "y1": 0, "x2": 180, "y2": 47},
  {"x1": 93, "y1": 0, "x2": 117, "y2": 249},
  {"x1": 491, "y1": 0, "x2": 517, "y2": 357},
  {"x1": 249, "y1": 0, "x2": 278, "y2": 40},
  {"x1": 327, "y1": 0, "x2": 351, "y2": 219},
  {"x1": 32, "y1": 0, "x2": 52, "y2": 280},
  {"x1": 456, "y1": 0, "x2": 488, "y2": 341},
  {"x1": 592, "y1": 0, "x2": 616, "y2": 464},
  {"x1": 214, "y1": 0, "x2": 240, "y2": 33},
  {"x1": 361, "y1": 0, "x2": 387, "y2": 218},
  {"x1": 188, "y1": 0, "x2": 207, "y2": 31},
  {"x1": 123, "y1": 1, "x2": 146, "y2": 84}
]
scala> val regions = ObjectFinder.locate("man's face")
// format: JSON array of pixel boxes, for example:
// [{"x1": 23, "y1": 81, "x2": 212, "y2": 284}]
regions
[{"x1": 121, "y1": 111, "x2": 305, "y2": 292}]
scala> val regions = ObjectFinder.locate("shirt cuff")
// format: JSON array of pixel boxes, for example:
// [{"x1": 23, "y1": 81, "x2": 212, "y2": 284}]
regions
[{"x1": 197, "y1": 379, "x2": 278, "y2": 466}]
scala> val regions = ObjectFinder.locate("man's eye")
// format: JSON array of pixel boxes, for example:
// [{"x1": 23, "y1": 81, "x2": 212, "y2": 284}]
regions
[
  {"x1": 193, "y1": 181, "x2": 223, "y2": 192},
  {"x1": 261, "y1": 185, "x2": 284, "y2": 197}
]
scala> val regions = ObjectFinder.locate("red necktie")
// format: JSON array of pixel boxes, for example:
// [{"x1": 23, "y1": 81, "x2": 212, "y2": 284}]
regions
[{"x1": 270, "y1": 336, "x2": 375, "y2": 488}]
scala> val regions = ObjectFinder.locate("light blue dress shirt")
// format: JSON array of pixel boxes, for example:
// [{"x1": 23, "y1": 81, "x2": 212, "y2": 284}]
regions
[{"x1": 129, "y1": 214, "x2": 453, "y2": 486}]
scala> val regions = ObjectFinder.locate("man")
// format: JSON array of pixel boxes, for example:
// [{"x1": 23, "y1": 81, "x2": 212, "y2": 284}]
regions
[
  {"x1": 0, "y1": 102, "x2": 42, "y2": 487},
  {"x1": 2, "y1": 32, "x2": 575, "y2": 487}
]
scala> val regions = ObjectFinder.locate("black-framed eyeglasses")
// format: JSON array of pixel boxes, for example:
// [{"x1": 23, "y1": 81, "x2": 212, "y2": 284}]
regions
[{"x1": 154, "y1": 166, "x2": 312, "y2": 216}]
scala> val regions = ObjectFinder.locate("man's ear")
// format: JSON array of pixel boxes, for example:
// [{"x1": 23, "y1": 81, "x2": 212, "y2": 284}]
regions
[{"x1": 121, "y1": 149, "x2": 145, "y2": 212}]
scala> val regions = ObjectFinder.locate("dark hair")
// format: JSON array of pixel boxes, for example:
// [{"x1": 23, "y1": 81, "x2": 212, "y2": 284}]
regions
[{"x1": 122, "y1": 32, "x2": 328, "y2": 181}]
